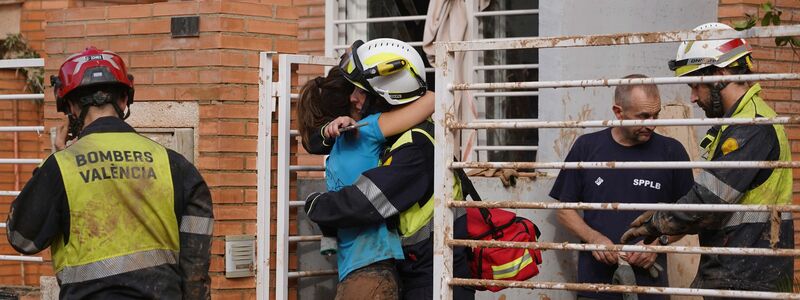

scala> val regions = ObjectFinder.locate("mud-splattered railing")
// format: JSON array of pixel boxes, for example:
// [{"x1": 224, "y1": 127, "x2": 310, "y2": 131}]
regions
[
  {"x1": 433, "y1": 25, "x2": 800, "y2": 299},
  {"x1": 257, "y1": 53, "x2": 340, "y2": 300}
]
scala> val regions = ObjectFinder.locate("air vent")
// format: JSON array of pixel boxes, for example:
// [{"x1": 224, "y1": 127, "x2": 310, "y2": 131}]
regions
[{"x1": 225, "y1": 235, "x2": 255, "y2": 278}]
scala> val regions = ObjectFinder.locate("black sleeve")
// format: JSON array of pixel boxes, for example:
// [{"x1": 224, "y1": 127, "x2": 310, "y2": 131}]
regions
[
  {"x1": 306, "y1": 131, "x2": 433, "y2": 228},
  {"x1": 301, "y1": 124, "x2": 333, "y2": 155},
  {"x1": 169, "y1": 151, "x2": 213, "y2": 300},
  {"x1": 548, "y1": 137, "x2": 584, "y2": 202},
  {"x1": 6, "y1": 155, "x2": 68, "y2": 255},
  {"x1": 653, "y1": 125, "x2": 778, "y2": 235}
]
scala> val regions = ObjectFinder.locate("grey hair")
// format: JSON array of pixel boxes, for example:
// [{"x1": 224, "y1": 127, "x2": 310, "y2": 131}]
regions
[{"x1": 614, "y1": 74, "x2": 660, "y2": 108}]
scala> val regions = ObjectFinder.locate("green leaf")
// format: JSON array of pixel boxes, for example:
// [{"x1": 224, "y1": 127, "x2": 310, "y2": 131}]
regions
[
  {"x1": 772, "y1": 12, "x2": 781, "y2": 25},
  {"x1": 733, "y1": 20, "x2": 752, "y2": 30},
  {"x1": 775, "y1": 36, "x2": 790, "y2": 46},
  {"x1": 791, "y1": 37, "x2": 800, "y2": 47},
  {"x1": 761, "y1": 2, "x2": 773, "y2": 13},
  {"x1": 762, "y1": 12, "x2": 772, "y2": 26}
]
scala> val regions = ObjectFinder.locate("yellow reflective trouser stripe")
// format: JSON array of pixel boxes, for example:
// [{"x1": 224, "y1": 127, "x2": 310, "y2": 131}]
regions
[
  {"x1": 402, "y1": 219, "x2": 432, "y2": 246},
  {"x1": 491, "y1": 249, "x2": 533, "y2": 280},
  {"x1": 57, "y1": 249, "x2": 178, "y2": 284}
]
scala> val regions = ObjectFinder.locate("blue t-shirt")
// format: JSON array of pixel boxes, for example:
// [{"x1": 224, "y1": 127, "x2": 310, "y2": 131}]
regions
[
  {"x1": 549, "y1": 128, "x2": 694, "y2": 300},
  {"x1": 324, "y1": 113, "x2": 405, "y2": 281}
]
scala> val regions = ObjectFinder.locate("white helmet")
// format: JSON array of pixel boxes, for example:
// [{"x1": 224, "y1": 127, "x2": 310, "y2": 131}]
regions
[
  {"x1": 669, "y1": 22, "x2": 753, "y2": 77},
  {"x1": 339, "y1": 38, "x2": 427, "y2": 105}
]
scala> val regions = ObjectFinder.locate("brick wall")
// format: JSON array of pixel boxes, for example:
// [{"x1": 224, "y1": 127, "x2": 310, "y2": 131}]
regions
[
  {"x1": 0, "y1": 1, "x2": 298, "y2": 298},
  {"x1": 718, "y1": 0, "x2": 800, "y2": 276},
  {"x1": 0, "y1": 0, "x2": 167, "y2": 290},
  {"x1": 0, "y1": 69, "x2": 42, "y2": 287},
  {"x1": 294, "y1": 0, "x2": 325, "y2": 179}
]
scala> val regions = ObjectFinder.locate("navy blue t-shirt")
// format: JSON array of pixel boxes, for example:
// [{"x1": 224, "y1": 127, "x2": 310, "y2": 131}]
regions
[{"x1": 549, "y1": 128, "x2": 694, "y2": 300}]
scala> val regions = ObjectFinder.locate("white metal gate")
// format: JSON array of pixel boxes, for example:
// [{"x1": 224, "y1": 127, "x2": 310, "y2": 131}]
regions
[
  {"x1": 432, "y1": 25, "x2": 800, "y2": 299},
  {"x1": 0, "y1": 58, "x2": 46, "y2": 263},
  {"x1": 257, "y1": 52, "x2": 341, "y2": 300},
  {"x1": 258, "y1": 24, "x2": 800, "y2": 300}
]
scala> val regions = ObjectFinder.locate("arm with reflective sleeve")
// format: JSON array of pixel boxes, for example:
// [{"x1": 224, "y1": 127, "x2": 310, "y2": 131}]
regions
[
  {"x1": 170, "y1": 151, "x2": 214, "y2": 300},
  {"x1": 623, "y1": 125, "x2": 780, "y2": 242},
  {"x1": 6, "y1": 155, "x2": 67, "y2": 255},
  {"x1": 305, "y1": 131, "x2": 433, "y2": 228}
]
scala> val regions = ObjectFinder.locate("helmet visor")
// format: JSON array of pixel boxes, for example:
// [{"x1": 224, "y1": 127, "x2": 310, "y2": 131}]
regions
[{"x1": 339, "y1": 40, "x2": 374, "y2": 92}]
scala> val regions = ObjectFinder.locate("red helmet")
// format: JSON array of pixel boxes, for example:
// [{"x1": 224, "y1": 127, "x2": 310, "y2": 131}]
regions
[{"x1": 51, "y1": 47, "x2": 134, "y2": 113}]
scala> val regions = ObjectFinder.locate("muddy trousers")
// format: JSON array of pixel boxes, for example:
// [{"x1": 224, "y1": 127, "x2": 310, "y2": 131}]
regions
[{"x1": 335, "y1": 260, "x2": 399, "y2": 300}]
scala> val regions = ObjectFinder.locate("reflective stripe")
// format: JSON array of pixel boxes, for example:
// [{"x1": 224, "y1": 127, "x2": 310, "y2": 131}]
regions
[
  {"x1": 697, "y1": 171, "x2": 742, "y2": 203},
  {"x1": 402, "y1": 219, "x2": 432, "y2": 246},
  {"x1": 57, "y1": 249, "x2": 177, "y2": 284},
  {"x1": 9, "y1": 231, "x2": 40, "y2": 253},
  {"x1": 724, "y1": 211, "x2": 792, "y2": 228},
  {"x1": 180, "y1": 215, "x2": 214, "y2": 235},
  {"x1": 354, "y1": 175, "x2": 399, "y2": 219},
  {"x1": 492, "y1": 249, "x2": 533, "y2": 280},
  {"x1": 716, "y1": 44, "x2": 750, "y2": 66}
]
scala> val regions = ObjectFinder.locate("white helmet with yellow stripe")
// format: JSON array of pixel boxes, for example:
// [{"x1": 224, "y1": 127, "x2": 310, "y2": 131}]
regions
[
  {"x1": 669, "y1": 22, "x2": 753, "y2": 77},
  {"x1": 339, "y1": 38, "x2": 427, "y2": 105}
]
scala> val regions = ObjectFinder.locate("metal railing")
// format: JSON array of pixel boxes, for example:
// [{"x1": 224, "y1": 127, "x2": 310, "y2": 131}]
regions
[
  {"x1": 433, "y1": 24, "x2": 800, "y2": 299},
  {"x1": 0, "y1": 58, "x2": 46, "y2": 264},
  {"x1": 258, "y1": 53, "x2": 342, "y2": 300}
]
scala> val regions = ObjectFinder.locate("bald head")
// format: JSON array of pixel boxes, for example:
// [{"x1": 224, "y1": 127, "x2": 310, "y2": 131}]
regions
[{"x1": 614, "y1": 74, "x2": 661, "y2": 109}]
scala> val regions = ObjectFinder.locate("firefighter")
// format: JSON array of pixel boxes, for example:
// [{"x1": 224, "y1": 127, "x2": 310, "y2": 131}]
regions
[
  {"x1": 6, "y1": 47, "x2": 213, "y2": 299},
  {"x1": 621, "y1": 23, "x2": 794, "y2": 297},
  {"x1": 304, "y1": 40, "x2": 475, "y2": 300}
]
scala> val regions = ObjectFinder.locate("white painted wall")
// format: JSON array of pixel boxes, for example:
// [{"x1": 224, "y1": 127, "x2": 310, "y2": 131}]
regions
[{"x1": 539, "y1": 0, "x2": 717, "y2": 165}]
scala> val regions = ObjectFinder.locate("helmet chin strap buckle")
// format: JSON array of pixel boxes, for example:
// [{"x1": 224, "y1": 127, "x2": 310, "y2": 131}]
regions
[{"x1": 708, "y1": 81, "x2": 729, "y2": 118}]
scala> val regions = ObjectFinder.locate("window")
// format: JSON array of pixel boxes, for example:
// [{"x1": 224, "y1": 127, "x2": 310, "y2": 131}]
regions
[{"x1": 479, "y1": 0, "x2": 538, "y2": 164}]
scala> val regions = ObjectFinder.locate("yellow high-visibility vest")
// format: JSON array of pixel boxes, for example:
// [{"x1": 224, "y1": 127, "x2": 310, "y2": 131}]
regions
[
  {"x1": 52, "y1": 132, "x2": 178, "y2": 284},
  {"x1": 382, "y1": 126, "x2": 463, "y2": 244},
  {"x1": 700, "y1": 84, "x2": 792, "y2": 207}
]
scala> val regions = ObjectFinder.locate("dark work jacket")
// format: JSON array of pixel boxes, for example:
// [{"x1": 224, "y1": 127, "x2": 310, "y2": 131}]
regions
[
  {"x1": 652, "y1": 84, "x2": 794, "y2": 291},
  {"x1": 303, "y1": 121, "x2": 474, "y2": 299},
  {"x1": 7, "y1": 117, "x2": 213, "y2": 300}
]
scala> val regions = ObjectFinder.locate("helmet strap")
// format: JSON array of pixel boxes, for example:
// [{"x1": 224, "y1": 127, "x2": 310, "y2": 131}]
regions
[
  {"x1": 66, "y1": 90, "x2": 129, "y2": 138},
  {"x1": 708, "y1": 82, "x2": 728, "y2": 118},
  {"x1": 67, "y1": 107, "x2": 88, "y2": 139},
  {"x1": 359, "y1": 94, "x2": 375, "y2": 117},
  {"x1": 110, "y1": 101, "x2": 129, "y2": 120}
]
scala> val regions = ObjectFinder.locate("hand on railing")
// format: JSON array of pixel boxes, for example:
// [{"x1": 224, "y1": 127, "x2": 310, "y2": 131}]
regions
[{"x1": 587, "y1": 233, "x2": 619, "y2": 265}]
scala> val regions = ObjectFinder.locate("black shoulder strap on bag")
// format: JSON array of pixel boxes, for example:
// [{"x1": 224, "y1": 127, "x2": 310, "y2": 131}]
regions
[
  {"x1": 453, "y1": 163, "x2": 498, "y2": 235},
  {"x1": 454, "y1": 167, "x2": 480, "y2": 201}
]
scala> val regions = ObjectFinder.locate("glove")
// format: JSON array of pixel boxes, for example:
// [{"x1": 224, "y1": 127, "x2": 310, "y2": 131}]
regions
[
  {"x1": 620, "y1": 211, "x2": 660, "y2": 244},
  {"x1": 612, "y1": 259, "x2": 638, "y2": 300},
  {"x1": 304, "y1": 192, "x2": 323, "y2": 215},
  {"x1": 467, "y1": 168, "x2": 518, "y2": 187}
]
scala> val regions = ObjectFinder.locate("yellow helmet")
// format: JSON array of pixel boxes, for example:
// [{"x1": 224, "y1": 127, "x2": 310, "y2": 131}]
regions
[
  {"x1": 339, "y1": 38, "x2": 427, "y2": 105},
  {"x1": 668, "y1": 22, "x2": 753, "y2": 77}
]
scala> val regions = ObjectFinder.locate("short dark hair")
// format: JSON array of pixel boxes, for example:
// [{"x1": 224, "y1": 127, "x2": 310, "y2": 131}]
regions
[{"x1": 614, "y1": 74, "x2": 660, "y2": 108}]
